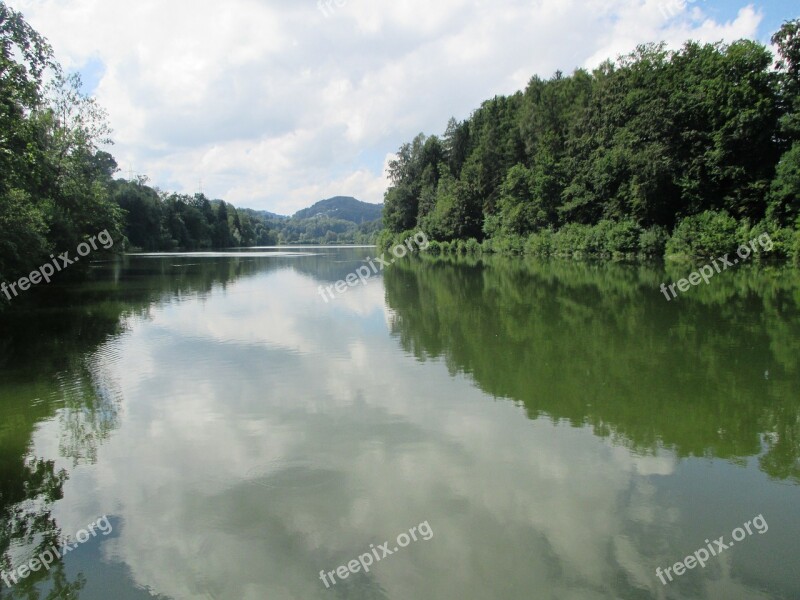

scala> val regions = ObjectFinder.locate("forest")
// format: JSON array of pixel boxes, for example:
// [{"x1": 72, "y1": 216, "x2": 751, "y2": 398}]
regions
[
  {"x1": 113, "y1": 183, "x2": 381, "y2": 250},
  {"x1": 381, "y1": 20, "x2": 800, "y2": 261}
]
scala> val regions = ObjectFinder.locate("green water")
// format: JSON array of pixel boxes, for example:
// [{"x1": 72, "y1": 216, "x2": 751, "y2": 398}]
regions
[{"x1": 0, "y1": 248, "x2": 798, "y2": 599}]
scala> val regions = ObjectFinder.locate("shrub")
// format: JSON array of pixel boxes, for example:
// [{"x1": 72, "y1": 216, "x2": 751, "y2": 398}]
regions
[
  {"x1": 754, "y1": 225, "x2": 793, "y2": 260},
  {"x1": 525, "y1": 229, "x2": 554, "y2": 256},
  {"x1": 485, "y1": 234, "x2": 525, "y2": 255},
  {"x1": 425, "y1": 240, "x2": 442, "y2": 255},
  {"x1": 375, "y1": 229, "x2": 395, "y2": 252},
  {"x1": 585, "y1": 220, "x2": 612, "y2": 254},
  {"x1": 465, "y1": 238, "x2": 482, "y2": 255},
  {"x1": 0, "y1": 189, "x2": 50, "y2": 281},
  {"x1": 665, "y1": 211, "x2": 739, "y2": 259},
  {"x1": 639, "y1": 226, "x2": 669, "y2": 257},
  {"x1": 551, "y1": 223, "x2": 592, "y2": 256},
  {"x1": 605, "y1": 220, "x2": 642, "y2": 255}
]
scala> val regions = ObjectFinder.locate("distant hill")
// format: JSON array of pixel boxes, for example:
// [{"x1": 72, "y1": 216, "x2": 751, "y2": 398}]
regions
[
  {"x1": 252, "y1": 209, "x2": 289, "y2": 220},
  {"x1": 294, "y1": 196, "x2": 383, "y2": 224}
]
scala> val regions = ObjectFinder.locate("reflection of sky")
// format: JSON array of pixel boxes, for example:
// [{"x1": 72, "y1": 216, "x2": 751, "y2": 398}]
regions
[{"x1": 29, "y1": 258, "x2": 798, "y2": 599}]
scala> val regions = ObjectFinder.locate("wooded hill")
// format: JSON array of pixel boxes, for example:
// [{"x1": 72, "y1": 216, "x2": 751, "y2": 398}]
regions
[{"x1": 381, "y1": 20, "x2": 800, "y2": 261}]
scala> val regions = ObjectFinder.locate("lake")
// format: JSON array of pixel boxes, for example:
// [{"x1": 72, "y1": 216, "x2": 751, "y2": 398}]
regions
[{"x1": 0, "y1": 248, "x2": 798, "y2": 599}]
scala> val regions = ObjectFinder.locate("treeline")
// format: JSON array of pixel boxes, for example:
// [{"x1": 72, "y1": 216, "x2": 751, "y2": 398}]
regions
[
  {"x1": 113, "y1": 178, "x2": 384, "y2": 251},
  {"x1": 382, "y1": 20, "x2": 800, "y2": 261},
  {"x1": 114, "y1": 179, "x2": 278, "y2": 251},
  {"x1": 271, "y1": 215, "x2": 381, "y2": 245}
]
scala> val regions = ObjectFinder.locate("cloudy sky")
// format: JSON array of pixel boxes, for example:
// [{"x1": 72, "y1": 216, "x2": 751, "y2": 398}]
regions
[{"x1": 7, "y1": 0, "x2": 796, "y2": 215}]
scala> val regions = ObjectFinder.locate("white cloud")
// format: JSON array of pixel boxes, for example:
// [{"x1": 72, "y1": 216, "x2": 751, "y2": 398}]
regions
[{"x1": 8, "y1": 0, "x2": 763, "y2": 214}]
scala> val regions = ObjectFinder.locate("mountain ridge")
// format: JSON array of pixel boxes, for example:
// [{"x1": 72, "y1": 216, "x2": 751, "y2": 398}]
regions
[{"x1": 293, "y1": 196, "x2": 383, "y2": 224}]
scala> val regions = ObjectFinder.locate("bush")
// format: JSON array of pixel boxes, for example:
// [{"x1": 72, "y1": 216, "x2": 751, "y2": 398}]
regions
[
  {"x1": 487, "y1": 234, "x2": 525, "y2": 255},
  {"x1": 755, "y1": 225, "x2": 794, "y2": 260},
  {"x1": 375, "y1": 229, "x2": 395, "y2": 252},
  {"x1": 551, "y1": 223, "x2": 591, "y2": 256},
  {"x1": 525, "y1": 229, "x2": 554, "y2": 256},
  {"x1": 0, "y1": 189, "x2": 50, "y2": 281},
  {"x1": 639, "y1": 226, "x2": 669, "y2": 257},
  {"x1": 425, "y1": 240, "x2": 442, "y2": 255},
  {"x1": 465, "y1": 238, "x2": 482, "y2": 255},
  {"x1": 665, "y1": 211, "x2": 739, "y2": 259},
  {"x1": 585, "y1": 220, "x2": 612, "y2": 254},
  {"x1": 605, "y1": 220, "x2": 642, "y2": 255},
  {"x1": 735, "y1": 218, "x2": 754, "y2": 247}
]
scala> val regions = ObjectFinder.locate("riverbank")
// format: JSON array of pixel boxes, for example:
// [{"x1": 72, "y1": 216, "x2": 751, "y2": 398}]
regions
[{"x1": 378, "y1": 210, "x2": 800, "y2": 264}]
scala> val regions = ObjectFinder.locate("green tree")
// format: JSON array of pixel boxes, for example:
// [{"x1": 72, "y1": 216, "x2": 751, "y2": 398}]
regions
[
  {"x1": 768, "y1": 20, "x2": 800, "y2": 229},
  {"x1": 213, "y1": 201, "x2": 233, "y2": 247},
  {"x1": 0, "y1": 5, "x2": 122, "y2": 292}
]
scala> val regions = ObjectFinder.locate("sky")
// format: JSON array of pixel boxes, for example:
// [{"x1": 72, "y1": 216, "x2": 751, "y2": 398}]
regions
[{"x1": 7, "y1": 0, "x2": 798, "y2": 215}]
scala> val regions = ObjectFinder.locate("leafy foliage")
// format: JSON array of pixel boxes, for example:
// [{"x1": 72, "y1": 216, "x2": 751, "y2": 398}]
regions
[
  {"x1": 0, "y1": 3, "x2": 122, "y2": 291},
  {"x1": 382, "y1": 23, "x2": 800, "y2": 261}
]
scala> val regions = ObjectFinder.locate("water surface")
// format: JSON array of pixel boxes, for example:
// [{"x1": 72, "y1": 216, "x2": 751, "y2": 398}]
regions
[{"x1": 0, "y1": 249, "x2": 798, "y2": 599}]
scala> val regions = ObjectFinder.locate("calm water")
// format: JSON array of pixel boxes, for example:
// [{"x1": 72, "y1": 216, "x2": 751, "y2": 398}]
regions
[{"x1": 0, "y1": 248, "x2": 798, "y2": 600}]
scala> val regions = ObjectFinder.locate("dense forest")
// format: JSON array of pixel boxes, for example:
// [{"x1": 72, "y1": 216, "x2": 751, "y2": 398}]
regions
[
  {"x1": 112, "y1": 179, "x2": 278, "y2": 251},
  {"x1": 381, "y1": 20, "x2": 800, "y2": 261}
]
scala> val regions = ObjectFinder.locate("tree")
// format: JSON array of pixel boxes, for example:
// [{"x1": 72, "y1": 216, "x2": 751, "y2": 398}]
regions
[
  {"x1": 113, "y1": 180, "x2": 162, "y2": 250},
  {"x1": 213, "y1": 201, "x2": 233, "y2": 247},
  {"x1": 768, "y1": 142, "x2": 800, "y2": 225},
  {"x1": 383, "y1": 183, "x2": 419, "y2": 233},
  {"x1": 772, "y1": 19, "x2": 800, "y2": 113},
  {"x1": 497, "y1": 164, "x2": 536, "y2": 235},
  {"x1": 0, "y1": 2, "x2": 53, "y2": 194},
  {"x1": 769, "y1": 20, "x2": 800, "y2": 229},
  {"x1": 0, "y1": 5, "x2": 123, "y2": 288},
  {"x1": 443, "y1": 117, "x2": 470, "y2": 177}
]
